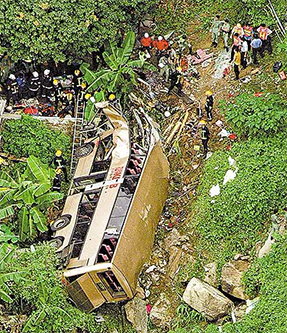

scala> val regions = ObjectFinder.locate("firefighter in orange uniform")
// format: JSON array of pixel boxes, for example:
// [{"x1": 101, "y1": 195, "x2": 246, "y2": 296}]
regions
[{"x1": 153, "y1": 36, "x2": 169, "y2": 60}]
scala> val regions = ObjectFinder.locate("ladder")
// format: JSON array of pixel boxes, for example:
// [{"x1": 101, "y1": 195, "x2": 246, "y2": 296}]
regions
[{"x1": 70, "y1": 98, "x2": 86, "y2": 176}]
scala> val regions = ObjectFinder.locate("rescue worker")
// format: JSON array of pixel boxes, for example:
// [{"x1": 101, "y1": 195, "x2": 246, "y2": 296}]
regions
[
  {"x1": 205, "y1": 91, "x2": 214, "y2": 121},
  {"x1": 53, "y1": 149, "x2": 68, "y2": 182},
  {"x1": 41, "y1": 69, "x2": 54, "y2": 100},
  {"x1": 58, "y1": 92, "x2": 75, "y2": 118},
  {"x1": 243, "y1": 23, "x2": 253, "y2": 50},
  {"x1": 16, "y1": 72, "x2": 27, "y2": 99},
  {"x1": 251, "y1": 33, "x2": 262, "y2": 64},
  {"x1": 233, "y1": 45, "x2": 241, "y2": 80},
  {"x1": 241, "y1": 39, "x2": 248, "y2": 69},
  {"x1": 28, "y1": 71, "x2": 41, "y2": 98},
  {"x1": 210, "y1": 15, "x2": 222, "y2": 47},
  {"x1": 73, "y1": 69, "x2": 83, "y2": 96},
  {"x1": 52, "y1": 168, "x2": 62, "y2": 192},
  {"x1": 221, "y1": 19, "x2": 230, "y2": 52},
  {"x1": 257, "y1": 23, "x2": 272, "y2": 56},
  {"x1": 231, "y1": 23, "x2": 244, "y2": 37},
  {"x1": 199, "y1": 120, "x2": 210, "y2": 158},
  {"x1": 168, "y1": 67, "x2": 183, "y2": 96},
  {"x1": 140, "y1": 33, "x2": 153, "y2": 52},
  {"x1": 175, "y1": 35, "x2": 193, "y2": 58},
  {"x1": 7, "y1": 74, "x2": 19, "y2": 105},
  {"x1": 108, "y1": 93, "x2": 121, "y2": 110},
  {"x1": 53, "y1": 79, "x2": 63, "y2": 111},
  {"x1": 153, "y1": 36, "x2": 169, "y2": 60},
  {"x1": 230, "y1": 33, "x2": 242, "y2": 62}
]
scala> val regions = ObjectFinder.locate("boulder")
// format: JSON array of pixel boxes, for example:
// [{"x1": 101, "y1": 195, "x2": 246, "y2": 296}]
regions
[
  {"x1": 125, "y1": 297, "x2": 148, "y2": 333},
  {"x1": 233, "y1": 302, "x2": 247, "y2": 322},
  {"x1": 221, "y1": 260, "x2": 250, "y2": 300},
  {"x1": 203, "y1": 262, "x2": 218, "y2": 287},
  {"x1": 150, "y1": 296, "x2": 172, "y2": 328},
  {"x1": 183, "y1": 277, "x2": 233, "y2": 321}
]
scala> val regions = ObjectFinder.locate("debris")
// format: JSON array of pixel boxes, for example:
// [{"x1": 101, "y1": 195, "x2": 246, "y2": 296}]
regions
[
  {"x1": 95, "y1": 315, "x2": 105, "y2": 323},
  {"x1": 215, "y1": 120, "x2": 223, "y2": 127},
  {"x1": 146, "y1": 265, "x2": 157, "y2": 274},
  {"x1": 205, "y1": 152, "x2": 213, "y2": 159},
  {"x1": 210, "y1": 184, "x2": 220, "y2": 197},
  {"x1": 223, "y1": 169, "x2": 237, "y2": 185}
]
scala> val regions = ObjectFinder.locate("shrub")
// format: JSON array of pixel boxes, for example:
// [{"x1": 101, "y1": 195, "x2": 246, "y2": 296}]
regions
[
  {"x1": 220, "y1": 93, "x2": 287, "y2": 138},
  {"x1": 1, "y1": 115, "x2": 71, "y2": 165},
  {"x1": 190, "y1": 134, "x2": 287, "y2": 262}
]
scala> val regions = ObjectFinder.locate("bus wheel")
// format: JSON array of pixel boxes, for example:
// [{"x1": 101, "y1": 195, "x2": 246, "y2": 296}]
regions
[
  {"x1": 75, "y1": 143, "x2": 94, "y2": 158},
  {"x1": 49, "y1": 237, "x2": 64, "y2": 249},
  {"x1": 51, "y1": 215, "x2": 71, "y2": 231}
]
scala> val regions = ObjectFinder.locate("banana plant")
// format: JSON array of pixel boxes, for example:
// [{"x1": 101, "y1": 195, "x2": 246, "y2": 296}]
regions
[
  {"x1": 0, "y1": 156, "x2": 64, "y2": 241},
  {"x1": 80, "y1": 31, "x2": 156, "y2": 120},
  {"x1": 0, "y1": 243, "x2": 25, "y2": 303}
]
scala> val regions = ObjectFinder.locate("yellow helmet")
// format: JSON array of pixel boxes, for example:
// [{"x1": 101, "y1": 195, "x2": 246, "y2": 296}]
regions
[
  {"x1": 56, "y1": 168, "x2": 62, "y2": 174},
  {"x1": 74, "y1": 69, "x2": 80, "y2": 76},
  {"x1": 199, "y1": 120, "x2": 207, "y2": 125},
  {"x1": 55, "y1": 149, "x2": 62, "y2": 157},
  {"x1": 53, "y1": 79, "x2": 59, "y2": 85},
  {"x1": 66, "y1": 93, "x2": 73, "y2": 101},
  {"x1": 237, "y1": 23, "x2": 242, "y2": 28},
  {"x1": 85, "y1": 93, "x2": 92, "y2": 100},
  {"x1": 205, "y1": 90, "x2": 213, "y2": 96},
  {"x1": 108, "y1": 93, "x2": 116, "y2": 101},
  {"x1": 176, "y1": 66, "x2": 182, "y2": 71},
  {"x1": 81, "y1": 82, "x2": 87, "y2": 89}
]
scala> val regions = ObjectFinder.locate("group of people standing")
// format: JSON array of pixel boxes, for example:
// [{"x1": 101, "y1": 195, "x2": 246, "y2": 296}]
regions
[{"x1": 211, "y1": 16, "x2": 272, "y2": 79}]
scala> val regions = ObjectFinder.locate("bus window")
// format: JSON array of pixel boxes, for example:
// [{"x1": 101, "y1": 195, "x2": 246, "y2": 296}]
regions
[{"x1": 98, "y1": 271, "x2": 126, "y2": 298}]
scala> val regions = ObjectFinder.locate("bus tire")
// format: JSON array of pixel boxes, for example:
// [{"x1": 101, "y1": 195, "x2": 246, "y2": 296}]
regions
[
  {"x1": 49, "y1": 236, "x2": 64, "y2": 249},
  {"x1": 75, "y1": 143, "x2": 94, "y2": 158},
  {"x1": 51, "y1": 215, "x2": 71, "y2": 231}
]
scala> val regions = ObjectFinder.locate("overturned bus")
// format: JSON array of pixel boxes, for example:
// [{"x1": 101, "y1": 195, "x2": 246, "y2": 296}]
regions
[{"x1": 51, "y1": 103, "x2": 169, "y2": 312}]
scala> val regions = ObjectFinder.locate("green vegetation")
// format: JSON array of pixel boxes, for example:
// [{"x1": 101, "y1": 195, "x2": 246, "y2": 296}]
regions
[
  {"x1": 3, "y1": 244, "x2": 135, "y2": 333},
  {"x1": 0, "y1": 156, "x2": 63, "y2": 241},
  {"x1": 81, "y1": 31, "x2": 155, "y2": 120},
  {"x1": 0, "y1": 0, "x2": 157, "y2": 62},
  {"x1": 1, "y1": 115, "x2": 71, "y2": 165},
  {"x1": 220, "y1": 93, "x2": 287, "y2": 137}
]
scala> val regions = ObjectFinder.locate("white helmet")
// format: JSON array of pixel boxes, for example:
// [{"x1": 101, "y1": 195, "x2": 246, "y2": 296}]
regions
[
  {"x1": 158, "y1": 36, "x2": 163, "y2": 41},
  {"x1": 9, "y1": 74, "x2": 16, "y2": 80},
  {"x1": 44, "y1": 69, "x2": 50, "y2": 76},
  {"x1": 144, "y1": 33, "x2": 149, "y2": 38},
  {"x1": 32, "y1": 71, "x2": 39, "y2": 78}
]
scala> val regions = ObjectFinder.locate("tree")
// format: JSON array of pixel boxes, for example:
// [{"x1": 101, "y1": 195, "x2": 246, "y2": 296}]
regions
[
  {"x1": 80, "y1": 31, "x2": 155, "y2": 120},
  {"x1": 0, "y1": 156, "x2": 63, "y2": 241},
  {"x1": 0, "y1": 0, "x2": 158, "y2": 62}
]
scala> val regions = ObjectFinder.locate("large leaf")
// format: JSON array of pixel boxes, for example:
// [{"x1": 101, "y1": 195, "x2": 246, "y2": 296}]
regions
[
  {"x1": 14, "y1": 185, "x2": 38, "y2": 205},
  {"x1": 0, "y1": 189, "x2": 17, "y2": 206},
  {"x1": 0, "y1": 172, "x2": 18, "y2": 187},
  {"x1": 85, "y1": 69, "x2": 113, "y2": 91},
  {"x1": 33, "y1": 182, "x2": 51, "y2": 197},
  {"x1": 19, "y1": 207, "x2": 32, "y2": 240},
  {"x1": 84, "y1": 100, "x2": 96, "y2": 122},
  {"x1": 30, "y1": 207, "x2": 47, "y2": 233},
  {"x1": 118, "y1": 31, "x2": 135, "y2": 65},
  {"x1": 36, "y1": 192, "x2": 64, "y2": 205},
  {"x1": 27, "y1": 156, "x2": 49, "y2": 182},
  {"x1": 0, "y1": 204, "x2": 19, "y2": 220},
  {"x1": 103, "y1": 50, "x2": 118, "y2": 70}
]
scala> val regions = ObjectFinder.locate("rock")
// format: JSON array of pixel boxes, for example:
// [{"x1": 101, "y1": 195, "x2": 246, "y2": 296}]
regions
[
  {"x1": 150, "y1": 296, "x2": 173, "y2": 328},
  {"x1": 233, "y1": 302, "x2": 247, "y2": 322},
  {"x1": 125, "y1": 297, "x2": 148, "y2": 333},
  {"x1": 164, "y1": 228, "x2": 181, "y2": 249},
  {"x1": 203, "y1": 262, "x2": 218, "y2": 287},
  {"x1": 234, "y1": 254, "x2": 250, "y2": 261},
  {"x1": 166, "y1": 246, "x2": 183, "y2": 279},
  {"x1": 183, "y1": 277, "x2": 233, "y2": 321},
  {"x1": 221, "y1": 260, "x2": 250, "y2": 300},
  {"x1": 135, "y1": 286, "x2": 146, "y2": 300}
]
